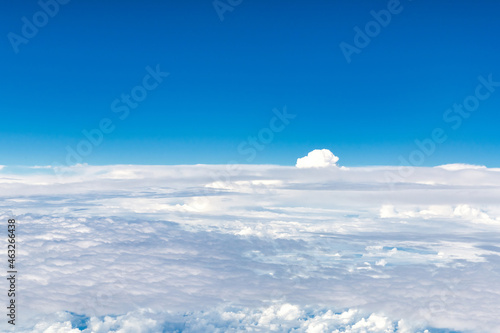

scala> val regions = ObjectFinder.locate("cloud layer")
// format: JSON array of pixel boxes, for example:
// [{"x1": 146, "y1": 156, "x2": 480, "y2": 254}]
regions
[
  {"x1": 1, "y1": 163, "x2": 500, "y2": 332},
  {"x1": 29, "y1": 305, "x2": 420, "y2": 333}
]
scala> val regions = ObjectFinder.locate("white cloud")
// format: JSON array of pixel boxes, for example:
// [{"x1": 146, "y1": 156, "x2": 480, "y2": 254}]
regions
[
  {"x1": 435, "y1": 163, "x2": 487, "y2": 171},
  {"x1": 379, "y1": 204, "x2": 500, "y2": 224},
  {"x1": 296, "y1": 149, "x2": 339, "y2": 168},
  {"x1": 22, "y1": 305, "x2": 418, "y2": 333},
  {"x1": 1, "y1": 163, "x2": 500, "y2": 332}
]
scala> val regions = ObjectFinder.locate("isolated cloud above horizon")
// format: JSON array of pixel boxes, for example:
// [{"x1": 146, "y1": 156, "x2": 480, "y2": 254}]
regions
[{"x1": 296, "y1": 149, "x2": 340, "y2": 168}]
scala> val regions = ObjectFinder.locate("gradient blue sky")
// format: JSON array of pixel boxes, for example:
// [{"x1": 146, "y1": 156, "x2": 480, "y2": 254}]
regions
[{"x1": 2, "y1": 0, "x2": 500, "y2": 166}]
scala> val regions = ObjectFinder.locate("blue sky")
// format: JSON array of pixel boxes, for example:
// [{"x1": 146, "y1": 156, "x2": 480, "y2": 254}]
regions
[{"x1": 2, "y1": 0, "x2": 500, "y2": 166}]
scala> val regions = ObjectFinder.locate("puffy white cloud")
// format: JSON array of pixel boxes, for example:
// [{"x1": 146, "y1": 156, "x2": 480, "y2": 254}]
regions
[
  {"x1": 349, "y1": 313, "x2": 394, "y2": 332},
  {"x1": 21, "y1": 305, "x2": 416, "y2": 333},
  {"x1": 296, "y1": 149, "x2": 339, "y2": 168}
]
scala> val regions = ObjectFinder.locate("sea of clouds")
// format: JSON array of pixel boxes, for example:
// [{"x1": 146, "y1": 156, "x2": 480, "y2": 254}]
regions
[{"x1": 1, "y1": 150, "x2": 499, "y2": 332}]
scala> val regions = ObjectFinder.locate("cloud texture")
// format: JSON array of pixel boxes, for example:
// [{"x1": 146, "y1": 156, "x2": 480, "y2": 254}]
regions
[
  {"x1": 296, "y1": 149, "x2": 340, "y2": 168},
  {"x1": 1, "y1": 162, "x2": 500, "y2": 332}
]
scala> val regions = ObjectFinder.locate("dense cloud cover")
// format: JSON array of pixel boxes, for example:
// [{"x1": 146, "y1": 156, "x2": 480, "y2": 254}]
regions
[{"x1": 1, "y1": 162, "x2": 500, "y2": 332}]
